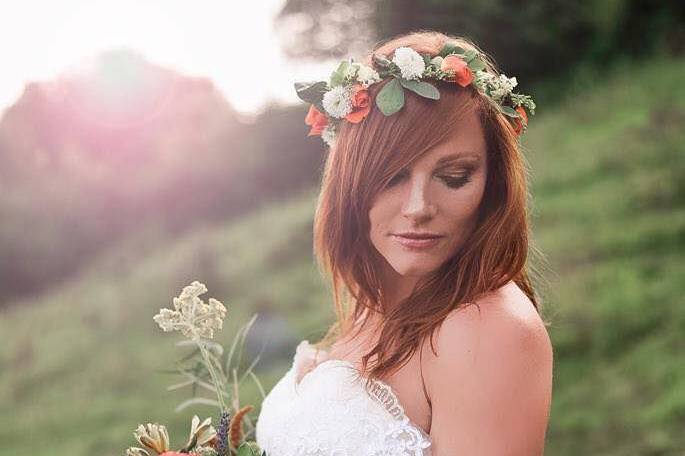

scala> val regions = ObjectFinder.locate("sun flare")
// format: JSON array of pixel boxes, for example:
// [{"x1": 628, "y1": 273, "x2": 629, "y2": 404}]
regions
[{"x1": 1, "y1": 0, "x2": 337, "y2": 116}]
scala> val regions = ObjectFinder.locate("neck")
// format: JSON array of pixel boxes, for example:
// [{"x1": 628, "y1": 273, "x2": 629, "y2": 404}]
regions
[
  {"x1": 382, "y1": 276, "x2": 419, "y2": 312},
  {"x1": 377, "y1": 258, "x2": 422, "y2": 314}
]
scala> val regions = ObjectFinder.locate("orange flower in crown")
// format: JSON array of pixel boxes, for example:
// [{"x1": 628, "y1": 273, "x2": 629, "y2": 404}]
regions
[
  {"x1": 440, "y1": 54, "x2": 473, "y2": 87},
  {"x1": 345, "y1": 84, "x2": 371, "y2": 123},
  {"x1": 513, "y1": 106, "x2": 528, "y2": 135},
  {"x1": 294, "y1": 43, "x2": 536, "y2": 148},
  {"x1": 304, "y1": 104, "x2": 328, "y2": 136}
]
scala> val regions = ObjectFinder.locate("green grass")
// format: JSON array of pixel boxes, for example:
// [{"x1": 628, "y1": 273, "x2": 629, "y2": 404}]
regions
[
  {"x1": 0, "y1": 56, "x2": 684, "y2": 455},
  {"x1": 0, "y1": 188, "x2": 330, "y2": 456},
  {"x1": 525, "y1": 57, "x2": 685, "y2": 454}
]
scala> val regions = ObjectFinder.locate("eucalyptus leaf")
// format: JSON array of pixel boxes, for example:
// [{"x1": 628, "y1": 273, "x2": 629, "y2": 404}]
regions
[
  {"x1": 372, "y1": 53, "x2": 394, "y2": 70},
  {"x1": 467, "y1": 57, "x2": 487, "y2": 72},
  {"x1": 293, "y1": 81, "x2": 327, "y2": 109},
  {"x1": 400, "y1": 79, "x2": 440, "y2": 100},
  {"x1": 439, "y1": 43, "x2": 466, "y2": 57},
  {"x1": 330, "y1": 60, "x2": 350, "y2": 87},
  {"x1": 376, "y1": 78, "x2": 405, "y2": 115},
  {"x1": 463, "y1": 49, "x2": 478, "y2": 63},
  {"x1": 430, "y1": 56, "x2": 444, "y2": 67},
  {"x1": 499, "y1": 105, "x2": 520, "y2": 118}
]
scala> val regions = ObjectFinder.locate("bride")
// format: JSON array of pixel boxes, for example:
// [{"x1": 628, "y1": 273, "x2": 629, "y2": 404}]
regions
[{"x1": 255, "y1": 30, "x2": 553, "y2": 455}]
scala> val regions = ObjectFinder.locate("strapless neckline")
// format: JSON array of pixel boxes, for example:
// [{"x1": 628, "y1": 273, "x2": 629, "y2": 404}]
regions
[
  {"x1": 255, "y1": 339, "x2": 433, "y2": 455},
  {"x1": 295, "y1": 357, "x2": 431, "y2": 439}
]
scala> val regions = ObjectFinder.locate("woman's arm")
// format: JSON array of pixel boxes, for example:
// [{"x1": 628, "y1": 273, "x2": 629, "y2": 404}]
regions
[{"x1": 424, "y1": 296, "x2": 553, "y2": 455}]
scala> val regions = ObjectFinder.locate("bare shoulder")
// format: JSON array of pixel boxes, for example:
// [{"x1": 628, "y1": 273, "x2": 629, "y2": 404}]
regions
[
  {"x1": 422, "y1": 281, "x2": 554, "y2": 455},
  {"x1": 426, "y1": 281, "x2": 551, "y2": 364}
]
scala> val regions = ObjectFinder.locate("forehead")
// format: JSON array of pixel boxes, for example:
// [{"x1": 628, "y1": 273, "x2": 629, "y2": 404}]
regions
[{"x1": 416, "y1": 109, "x2": 486, "y2": 166}]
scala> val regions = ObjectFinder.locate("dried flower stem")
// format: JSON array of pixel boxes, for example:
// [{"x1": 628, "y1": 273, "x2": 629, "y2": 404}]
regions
[
  {"x1": 198, "y1": 341, "x2": 228, "y2": 411},
  {"x1": 229, "y1": 405, "x2": 254, "y2": 450}
]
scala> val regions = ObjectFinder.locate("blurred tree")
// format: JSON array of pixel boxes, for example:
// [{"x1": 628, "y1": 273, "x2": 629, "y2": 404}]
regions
[
  {"x1": 0, "y1": 51, "x2": 324, "y2": 307},
  {"x1": 274, "y1": 0, "x2": 684, "y2": 84},
  {"x1": 274, "y1": 0, "x2": 378, "y2": 60}
]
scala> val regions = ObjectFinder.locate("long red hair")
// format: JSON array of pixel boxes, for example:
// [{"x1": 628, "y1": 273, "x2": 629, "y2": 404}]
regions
[{"x1": 311, "y1": 30, "x2": 549, "y2": 391}]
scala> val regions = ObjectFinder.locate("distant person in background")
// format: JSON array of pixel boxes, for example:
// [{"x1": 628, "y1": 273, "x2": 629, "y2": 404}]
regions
[{"x1": 257, "y1": 30, "x2": 553, "y2": 455}]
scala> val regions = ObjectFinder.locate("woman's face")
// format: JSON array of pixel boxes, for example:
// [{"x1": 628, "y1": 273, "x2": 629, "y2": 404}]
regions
[{"x1": 368, "y1": 109, "x2": 488, "y2": 282}]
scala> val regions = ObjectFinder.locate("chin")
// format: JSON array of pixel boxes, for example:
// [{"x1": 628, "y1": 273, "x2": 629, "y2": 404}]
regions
[{"x1": 388, "y1": 258, "x2": 441, "y2": 277}]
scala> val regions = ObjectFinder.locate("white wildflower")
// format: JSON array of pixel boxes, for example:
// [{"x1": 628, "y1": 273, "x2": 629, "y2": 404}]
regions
[
  {"x1": 153, "y1": 281, "x2": 228, "y2": 341},
  {"x1": 392, "y1": 47, "x2": 425, "y2": 80},
  {"x1": 322, "y1": 86, "x2": 353, "y2": 118},
  {"x1": 153, "y1": 308, "x2": 181, "y2": 332},
  {"x1": 355, "y1": 63, "x2": 381, "y2": 87},
  {"x1": 178, "y1": 280, "x2": 207, "y2": 300},
  {"x1": 321, "y1": 124, "x2": 337, "y2": 148}
]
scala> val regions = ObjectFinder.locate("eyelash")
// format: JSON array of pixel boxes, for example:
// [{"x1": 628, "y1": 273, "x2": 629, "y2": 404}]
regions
[{"x1": 386, "y1": 170, "x2": 472, "y2": 189}]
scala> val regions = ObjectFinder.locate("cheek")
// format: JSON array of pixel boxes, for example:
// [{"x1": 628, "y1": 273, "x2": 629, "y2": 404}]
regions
[
  {"x1": 368, "y1": 195, "x2": 397, "y2": 243},
  {"x1": 442, "y1": 176, "x2": 486, "y2": 236},
  {"x1": 368, "y1": 204, "x2": 387, "y2": 239}
]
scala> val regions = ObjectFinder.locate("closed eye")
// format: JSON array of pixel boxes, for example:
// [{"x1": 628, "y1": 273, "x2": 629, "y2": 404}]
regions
[
  {"x1": 439, "y1": 174, "x2": 471, "y2": 189},
  {"x1": 385, "y1": 169, "x2": 409, "y2": 188},
  {"x1": 385, "y1": 170, "x2": 472, "y2": 189}
]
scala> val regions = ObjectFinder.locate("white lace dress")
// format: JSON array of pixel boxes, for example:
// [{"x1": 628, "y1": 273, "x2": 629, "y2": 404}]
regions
[{"x1": 255, "y1": 339, "x2": 432, "y2": 456}]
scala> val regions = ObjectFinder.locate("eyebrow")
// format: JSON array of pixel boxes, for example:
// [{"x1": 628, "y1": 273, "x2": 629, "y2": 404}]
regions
[{"x1": 435, "y1": 152, "x2": 481, "y2": 166}]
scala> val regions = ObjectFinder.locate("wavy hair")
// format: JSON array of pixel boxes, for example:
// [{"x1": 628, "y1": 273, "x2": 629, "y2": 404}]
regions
[{"x1": 310, "y1": 30, "x2": 549, "y2": 393}]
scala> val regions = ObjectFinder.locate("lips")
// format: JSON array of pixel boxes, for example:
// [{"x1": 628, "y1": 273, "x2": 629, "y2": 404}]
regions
[
  {"x1": 391, "y1": 233, "x2": 443, "y2": 249},
  {"x1": 392, "y1": 231, "x2": 443, "y2": 239}
]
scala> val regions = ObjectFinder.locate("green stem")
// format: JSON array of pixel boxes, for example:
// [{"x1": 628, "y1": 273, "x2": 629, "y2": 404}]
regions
[{"x1": 198, "y1": 340, "x2": 228, "y2": 411}]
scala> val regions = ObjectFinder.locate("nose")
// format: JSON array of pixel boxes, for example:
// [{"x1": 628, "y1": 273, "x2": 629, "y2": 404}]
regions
[{"x1": 402, "y1": 175, "x2": 437, "y2": 223}]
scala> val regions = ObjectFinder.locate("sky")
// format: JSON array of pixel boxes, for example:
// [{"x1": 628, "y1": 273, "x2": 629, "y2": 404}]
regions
[{"x1": 0, "y1": 0, "x2": 338, "y2": 119}]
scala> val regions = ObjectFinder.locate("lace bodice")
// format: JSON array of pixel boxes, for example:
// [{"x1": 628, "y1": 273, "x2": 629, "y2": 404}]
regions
[{"x1": 255, "y1": 340, "x2": 432, "y2": 456}]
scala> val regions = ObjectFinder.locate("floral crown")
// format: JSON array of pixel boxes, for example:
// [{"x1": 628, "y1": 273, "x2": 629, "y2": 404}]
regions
[{"x1": 294, "y1": 43, "x2": 536, "y2": 148}]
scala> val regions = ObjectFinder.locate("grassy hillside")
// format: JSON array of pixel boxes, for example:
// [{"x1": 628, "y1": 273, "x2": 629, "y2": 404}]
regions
[
  {"x1": 0, "y1": 188, "x2": 330, "y2": 456},
  {"x1": 526, "y1": 57, "x2": 685, "y2": 454},
  {"x1": 0, "y1": 56, "x2": 683, "y2": 456}
]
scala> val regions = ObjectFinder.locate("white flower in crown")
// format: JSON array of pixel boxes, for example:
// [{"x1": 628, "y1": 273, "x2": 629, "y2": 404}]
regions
[
  {"x1": 321, "y1": 124, "x2": 337, "y2": 148},
  {"x1": 490, "y1": 74, "x2": 518, "y2": 102},
  {"x1": 355, "y1": 63, "x2": 381, "y2": 87},
  {"x1": 392, "y1": 47, "x2": 426, "y2": 81},
  {"x1": 322, "y1": 85, "x2": 353, "y2": 118},
  {"x1": 473, "y1": 70, "x2": 495, "y2": 91}
]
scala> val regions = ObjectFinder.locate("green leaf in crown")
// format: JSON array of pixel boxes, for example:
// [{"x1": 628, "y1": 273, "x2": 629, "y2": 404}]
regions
[
  {"x1": 329, "y1": 60, "x2": 351, "y2": 87},
  {"x1": 372, "y1": 53, "x2": 394, "y2": 70},
  {"x1": 439, "y1": 43, "x2": 466, "y2": 57},
  {"x1": 294, "y1": 81, "x2": 328, "y2": 113},
  {"x1": 371, "y1": 53, "x2": 398, "y2": 79},
  {"x1": 296, "y1": 43, "x2": 537, "y2": 147},
  {"x1": 376, "y1": 78, "x2": 405, "y2": 115},
  {"x1": 499, "y1": 105, "x2": 521, "y2": 118},
  {"x1": 399, "y1": 79, "x2": 440, "y2": 100},
  {"x1": 467, "y1": 57, "x2": 487, "y2": 72},
  {"x1": 462, "y1": 49, "x2": 478, "y2": 63}
]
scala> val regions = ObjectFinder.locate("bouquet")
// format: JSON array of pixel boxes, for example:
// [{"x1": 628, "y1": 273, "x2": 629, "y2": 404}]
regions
[{"x1": 124, "y1": 281, "x2": 268, "y2": 456}]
